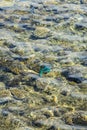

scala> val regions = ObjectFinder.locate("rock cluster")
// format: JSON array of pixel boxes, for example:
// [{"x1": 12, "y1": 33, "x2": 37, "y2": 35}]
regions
[{"x1": 0, "y1": 0, "x2": 87, "y2": 130}]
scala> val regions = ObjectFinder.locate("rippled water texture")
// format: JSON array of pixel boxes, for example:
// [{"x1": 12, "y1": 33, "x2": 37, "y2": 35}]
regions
[{"x1": 0, "y1": 0, "x2": 87, "y2": 130}]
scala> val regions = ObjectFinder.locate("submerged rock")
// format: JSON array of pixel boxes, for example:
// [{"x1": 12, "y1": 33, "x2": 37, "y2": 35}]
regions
[
  {"x1": 10, "y1": 88, "x2": 26, "y2": 100},
  {"x1": 0, "y1": 0, "x2": 87, "y2": 130},
  {"x1": 2, "y1": 109, "x2": 10, "y2": 116},
  {"x1": 64, "y1": 111, "x2": 87, "y2": 126},
  {"x1": 35, "y1": 78, "x2": 50, "y2": 91},
  {"x1": 61, "y1": 66, "x2": 86, "y2": 83},
  {"x1": 75, "y1": 23, "x2": 87, "y2": 30},
  {"x1": 0, "y1": 97, "x2": 12, "y2": 105},
  {"x1": 62, "y1": 71, "x2": 84, "y2": 83},
  {"x1": 8, "y1": 106, "x2": 24, "y2": 116},
  {"x1": 30, "y1": 27, "x2": 51, "y2": 39}
]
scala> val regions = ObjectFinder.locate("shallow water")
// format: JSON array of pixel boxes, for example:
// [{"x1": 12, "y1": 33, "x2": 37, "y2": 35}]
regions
[{"x1": 0, "y1": 0, "x2": 87, "y2": 130}]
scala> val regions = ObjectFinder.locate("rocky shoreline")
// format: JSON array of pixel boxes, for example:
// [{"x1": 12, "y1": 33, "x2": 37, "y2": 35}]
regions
[{"x1": 0, "y1": 0, "x2": 87, "y2": 130}]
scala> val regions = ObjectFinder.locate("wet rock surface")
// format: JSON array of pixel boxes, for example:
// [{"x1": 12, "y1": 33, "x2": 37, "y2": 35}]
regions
[
  {"x1": 0, "y1": 0, "x2": 87, "y2": 130},
  {"x1": 61, "y1": 66, "x2": 87, "y2": 83}
]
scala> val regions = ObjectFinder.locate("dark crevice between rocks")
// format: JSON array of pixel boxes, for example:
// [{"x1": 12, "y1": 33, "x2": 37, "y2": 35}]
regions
[
  {"x1": 61, "y1": 70, "x2": 85, "y2": 83},
  {"x1": 22, "y1": 25, "x2": 35, "y2": 31},
  {"x1": 47, "y1": 126, "x2": 56, "y2": 130},
  {"x1": 30, "y1": 34, "x2": 50, "y2": 40},
  {"x1": 0, "y1": 23, "x2": 5, "y2": 28},
  {"x1": 32, "y1": 120, "x2": 43, "y2": 128}
]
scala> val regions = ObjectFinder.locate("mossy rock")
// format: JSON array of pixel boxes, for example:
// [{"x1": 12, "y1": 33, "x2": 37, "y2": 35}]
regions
[
  {"x1": 0, "y1": 90, "x2": 11, "y2": 97},
  {"x1": 72, "y1": 112, "x2": 87, "y2": 126},
  {"x1": 10, "y1": 88, "x2": 26, "y2": 100},
  {"x1": 64, "y1": 111, "x2": 87, "y2": 126},
  {"x1": 31, "y1": 27, "x2": 51, "y2": 39},
  {"x1": 1, "y1": 59, "x2": 30, "y2": 75}
]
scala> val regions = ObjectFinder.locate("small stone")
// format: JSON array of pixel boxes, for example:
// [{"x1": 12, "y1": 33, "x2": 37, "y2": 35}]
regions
[
  {"x1": 60, "y1": 90, "x2": 68, "y2": 96},
  {"x1": 44, "y1": 110, "x2": 54, "y2": 118},
  {"x1": 2, "y1": 110, "x2": 10, "y2": 116},
  {"x1": 35, "y1": 78, "x2": 50, "y2": 91},
  {"x1": 51, "y1": 95, "x2": 57, "y2": 103},
  {"x1": 0, "y1": 90, "x2": 11, "y2": 97},
  {"x1": 31, "y1": 27, "x2": 51, "y2": 39},
  {"x1": 54, "y1": 109, "x2": 61, "y2": 117},
  {"x1": 10, "y1": 88, "x2": 26, "y2": 100}
]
